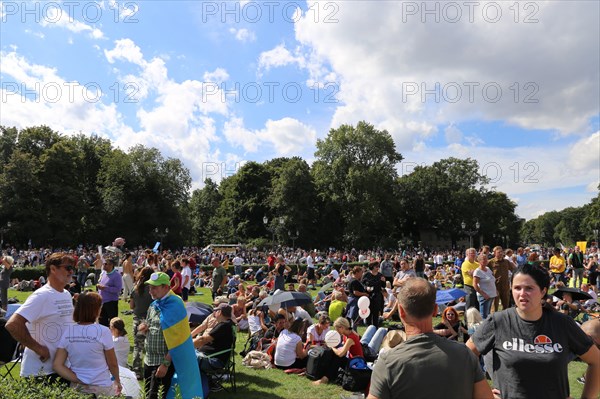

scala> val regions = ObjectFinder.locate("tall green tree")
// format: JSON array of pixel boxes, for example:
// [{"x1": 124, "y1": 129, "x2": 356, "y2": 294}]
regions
[
  {"x1": 265, "y1": 157, "x2": 318, "y2": 248},
  {"x1": 213, "y1": 162, "x2": 271, "y2": 243},
  {"x1": 397, "y1": 157, "x2": 491, "y2": 244},
  {"x1": 189, "y1": 178, "x2": 222, "y2": 246},
  {"x1": 312, "y1": 121, "x2": 403, "y2": 247},
  {"x1": 0, "y1": 150, "x2": 44, "y2": 245},
  {"x1": 98, "y1": 145, "x2": 191, "y2": 246}
]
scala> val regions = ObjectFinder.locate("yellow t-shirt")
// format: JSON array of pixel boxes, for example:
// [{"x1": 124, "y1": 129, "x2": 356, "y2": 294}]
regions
[
  {"x1": 549, "y1": 255, "x2": 566, "y2": 273},
  {"x1": 328, "y1": 300, "x2": 347, "y2": 322},
  {"x1": 461, "y1": 259, "x2": 480, "y2": 287}
]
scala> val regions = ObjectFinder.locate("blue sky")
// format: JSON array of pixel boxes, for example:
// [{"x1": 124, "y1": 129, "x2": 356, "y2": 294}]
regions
[{"x1": 1, "y1": 0, "x2": 599, "y2": 220}]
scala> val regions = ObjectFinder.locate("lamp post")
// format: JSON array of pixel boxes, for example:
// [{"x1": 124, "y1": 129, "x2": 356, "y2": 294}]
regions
[
  {"x1": 154, "y1": 227, "x2": 169, "y2": 249},
  {"x1": 505, "y1": 235, "x2": 510, "y2": 248},
  {"x1": 263, "y1": 216, "x2": 275, "y2": 249},
  {"x1": 461, "y1": 221, "x2": 480, "y2": 248},
  {"x1": 593, "y1": 229, "x2": 598, "y2": 248},
  {"x1": 0, "y1": 221, "x2": 11, "y2": 249},
  {"x1": 278, "y1": 217, "x2": 284, "y2": 246},
  {"x1": 289, "y1": 230, "x2": 299, "y2": 249}
]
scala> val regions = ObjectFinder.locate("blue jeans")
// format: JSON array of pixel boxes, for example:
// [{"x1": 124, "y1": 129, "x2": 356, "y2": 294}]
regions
[
  {"x1": 478, "y1": 295, "x2": 493, "y2": 319},
  {"x1": 360, "y1": 325, "x2": 388, "y2": 354},
  {"x1": 196, "y1": 350, "x2": 225, "y2": 372},
  {"x1": 77, "y1": 271, "x2": 88, "y2": 287}
]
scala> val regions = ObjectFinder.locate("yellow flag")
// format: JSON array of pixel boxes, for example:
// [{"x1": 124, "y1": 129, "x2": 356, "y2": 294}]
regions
[{"x1": 576, "y1": 241, "x2": 587, "y2": 253}]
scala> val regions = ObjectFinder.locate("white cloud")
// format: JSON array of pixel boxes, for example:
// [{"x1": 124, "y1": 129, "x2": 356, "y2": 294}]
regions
[
  {"x1": 0, "y1": 50, "x2": 134, "y2": 141},
  {"x1": 444, "y1": 124, "x2": 462, "y2": 144},
  {"x1": 203, "y1": 68, "x2": 229, "y2": 83},
  {"x1": 223, "y1": 117, "x2": 260, "y2": 152},
  {"x1": 229, "y1": 28, "x2": 256, "y2": 43},
  {"x1": 293, "y1": 1, "x2": 599, "y2": 150},
  {"x1": 24, "y1": 29, "x2": 45, "y2": 39},
  {"x1": 107, "y1": 0, "x2": 139, "y2": 20},
  {"x1": 223, "y1": 116, "x2": 317, "y2": 155},
  {"x1": 258, "y1": 117, "x2": 317, "y2": 154},
  {"x1": 104, "y1": 39, "x2": 145, "y2": 66},
  {"x1": 258, "y1": 44, "x2": 302, "y2": 71},
  {"x1": 40, "y1": 7, "x2": 104, "y2": 39},
  {"x1": 568, "y1": 131, "x2": 600, "y2": 171}
]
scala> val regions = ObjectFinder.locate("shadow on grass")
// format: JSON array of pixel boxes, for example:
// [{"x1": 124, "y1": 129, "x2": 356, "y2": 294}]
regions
[{"x1": 210, "y1": 373, "x2": 285, "y2": 399}]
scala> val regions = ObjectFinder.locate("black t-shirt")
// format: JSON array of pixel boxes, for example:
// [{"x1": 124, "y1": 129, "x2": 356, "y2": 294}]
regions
[
  {"x1": 200, "y1": 320, "x2": 234, "y2": 363},
  {"x1": 362, "y1": 272, "x2": 385, "y2": 294},
  {"x1": 472, "y1": 307, "x2": 593, "y2": 399},
  {"x1": 276, "y1": 264, "x2": 285, "y2": 277},
  {"x1": 264, "y1": 325, "x2": 282, "y2": 340},
  {"x1": 434, "y1": 321, "x2": 468, "y2": 341},
  {"x1": 414, "y1": 258, "x2": 425, "y2": 272},
  {"x1": 348, "y1": 278, "x2": 366, "y2": 298},
  {"x1": 570, "y1": 252, "x2": 584, "y2": 269}
]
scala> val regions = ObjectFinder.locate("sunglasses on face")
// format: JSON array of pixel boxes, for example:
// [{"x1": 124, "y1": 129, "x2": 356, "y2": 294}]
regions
[{"x1": 58, "y1": 264, "x2": 74, "y2": 272}]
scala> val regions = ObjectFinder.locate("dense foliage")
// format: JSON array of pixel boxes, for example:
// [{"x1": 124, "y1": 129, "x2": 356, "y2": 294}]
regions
[
  {"x1": 0, "y1": 122, "x2": 557, "y2": 249},
  {"x1": 520, "y1": 186, "x2": 600, "y2": 247}
]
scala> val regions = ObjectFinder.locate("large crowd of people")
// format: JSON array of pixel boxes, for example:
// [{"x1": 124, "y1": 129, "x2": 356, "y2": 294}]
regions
[{"x1": 1, "y1": 241, "x2": 599, "y2": 398}]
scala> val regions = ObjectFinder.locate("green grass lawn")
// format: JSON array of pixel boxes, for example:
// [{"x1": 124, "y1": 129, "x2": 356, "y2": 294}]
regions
[{"x1": 4, "y1": 287, "x2": 590, "y2": 399}]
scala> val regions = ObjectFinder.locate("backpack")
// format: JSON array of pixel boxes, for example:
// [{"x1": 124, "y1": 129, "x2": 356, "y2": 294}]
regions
[
  {"x1": 305, "y1": 346, "x2": 333, "y2": 380},
  {"x1": 340, "y1": 357, "x2": 372, "y2": 392}
]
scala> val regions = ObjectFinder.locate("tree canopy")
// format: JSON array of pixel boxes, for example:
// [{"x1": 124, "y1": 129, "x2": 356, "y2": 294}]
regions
[{"x1": 0, "y1": 123, "x2": 550, "y2": 249}]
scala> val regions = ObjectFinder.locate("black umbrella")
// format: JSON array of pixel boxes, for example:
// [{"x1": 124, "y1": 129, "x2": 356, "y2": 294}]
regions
[
  {"x1": 185, "y1": 302, "x2": 213, "y2": 324},
  {"x1": 553, "y1": 287, "x2": 592, "y2": 301},
  {"x1": 258, "y1": 290, "x2": 312, "y2": 308}
]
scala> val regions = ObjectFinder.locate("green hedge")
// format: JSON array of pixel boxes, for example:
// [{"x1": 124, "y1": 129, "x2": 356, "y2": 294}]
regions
[
  {"x1": 207, "y1": 261, "x2": 369, "y2": 274},
  {"x1": 11, "y1": 266, "x2": 47, "y2": 281}
]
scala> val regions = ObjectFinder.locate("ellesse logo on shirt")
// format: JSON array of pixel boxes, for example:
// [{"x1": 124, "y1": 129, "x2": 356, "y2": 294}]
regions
[{"x1": 502, "y1": 335, "x2": 564, "y2": 354}]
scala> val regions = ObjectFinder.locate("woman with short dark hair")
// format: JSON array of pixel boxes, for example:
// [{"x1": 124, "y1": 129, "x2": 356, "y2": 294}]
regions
[{"x1": 53, "y1": 292, "x2": 121, "y2": 396}]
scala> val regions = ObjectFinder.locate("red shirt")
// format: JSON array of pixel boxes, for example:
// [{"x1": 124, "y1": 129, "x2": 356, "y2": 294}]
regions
[
  {"x1": 345, "y1": 331, "x2": 364, "y2": 358},
  {"x1": 170, "y1": 271, "x2": 182, "y2": 294},
  {"x1": 267, "y1": 255, "x2": 275, "y2": 268}
]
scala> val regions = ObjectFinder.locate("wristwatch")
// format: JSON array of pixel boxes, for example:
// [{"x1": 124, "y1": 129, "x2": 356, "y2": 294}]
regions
[{"x1": 161, "y1": 359, "x2": 171, "y2": 367}]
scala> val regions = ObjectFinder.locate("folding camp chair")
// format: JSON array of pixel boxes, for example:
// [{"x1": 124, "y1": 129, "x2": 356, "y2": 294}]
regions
[
  {"x1": 0, "y1": 344, "x2": 23, "y2": 379},
  {"x1": 204, "y1": 326, "x2": 237, "y2": 393},
  {"x1": 0, "y1": 318, "x2": 22, "y2": 379}
]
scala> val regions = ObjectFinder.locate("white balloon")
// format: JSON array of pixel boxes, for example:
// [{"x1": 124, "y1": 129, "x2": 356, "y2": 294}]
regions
[
  {"x1": 358, "y1": 296, "x2": 370, "y2": 310},
  {"x1": 359, "y1": 307, "x2": 371, "y2": 319},
  {"x1": 325, "y1": 330, "x2": 342, "y2": 348}
]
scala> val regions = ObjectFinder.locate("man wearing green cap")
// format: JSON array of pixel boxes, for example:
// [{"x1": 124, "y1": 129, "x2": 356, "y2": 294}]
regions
[
  {"x1": 138, "y1": 272, "x2": 175, "y2": 399},
  {"x1": 139, "y1": 271, "x2": 203, "y2": 399}
]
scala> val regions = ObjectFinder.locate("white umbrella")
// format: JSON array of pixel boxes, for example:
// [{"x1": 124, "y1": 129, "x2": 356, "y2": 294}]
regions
[{"x1": 119, "y1": 366, "x2": 141, "y2": 398}]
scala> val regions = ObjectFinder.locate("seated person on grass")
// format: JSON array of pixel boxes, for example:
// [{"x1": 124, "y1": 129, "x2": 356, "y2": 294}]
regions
[
  {"x1": 306, "y1": 314, "x2": 331, "y2": 347},
  {"x1": 274, "y1": 318, "x2": 309, "y2": 370},
  {"x1": 232, "y1": 295, "x2": 249, "y2": 331},
  {"x1": 328, "y1": 290, "x2": 347, "y2": 322},
  {"x1": 257, "y1": 313, "x2": 286, "y2": 351},
  {"x1": 312, "y1": 317, "x2": 364, "y2": 385}
]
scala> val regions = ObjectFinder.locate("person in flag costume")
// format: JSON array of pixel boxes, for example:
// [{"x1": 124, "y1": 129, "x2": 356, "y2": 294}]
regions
[{"x1": 140, "y1": 272, "x2": 204, "y2": 399}]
